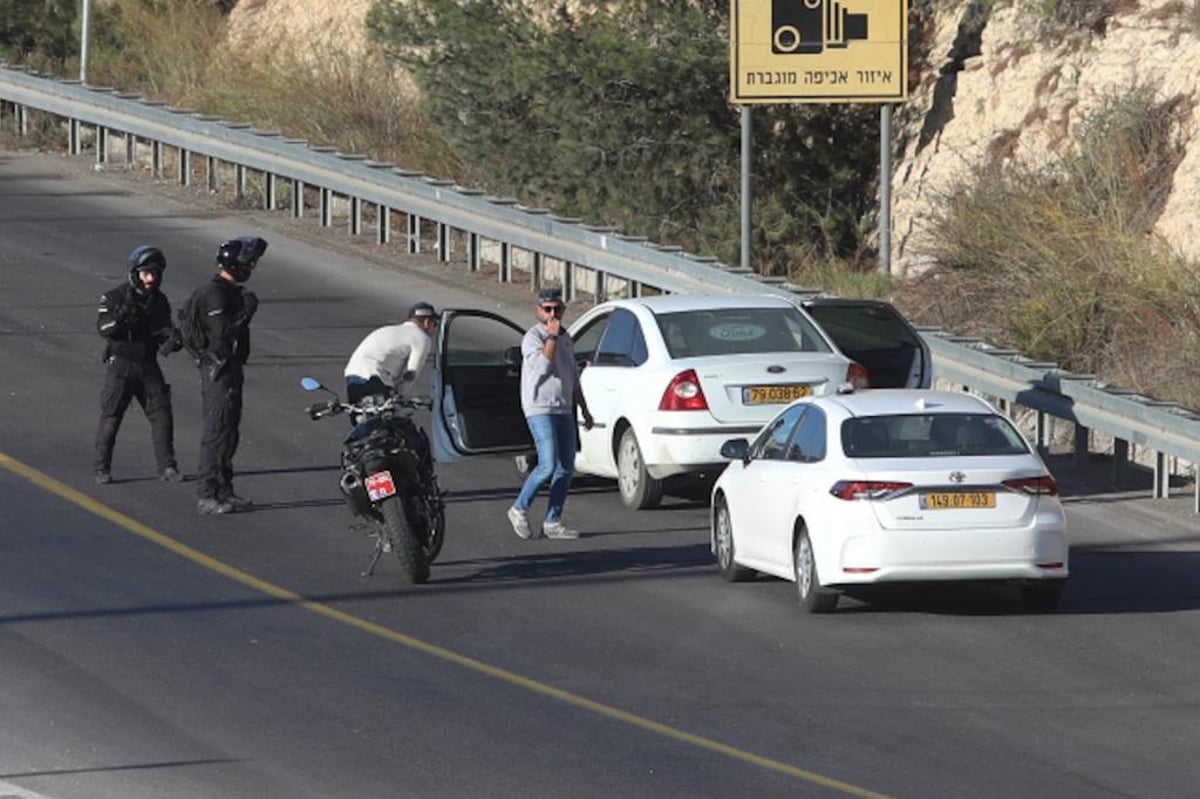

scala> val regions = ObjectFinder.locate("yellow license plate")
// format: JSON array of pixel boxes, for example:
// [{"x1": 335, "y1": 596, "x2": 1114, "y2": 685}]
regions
[
  {"x1": 920, "y1": 491, "x2": 996, "y2": 510},
  {"x1": 742, "y1": 384, "x2": 812, "y2": 405}
]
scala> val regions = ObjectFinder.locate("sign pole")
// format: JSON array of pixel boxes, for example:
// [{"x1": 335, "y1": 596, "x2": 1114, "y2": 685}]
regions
[
  {"x1": 741, "y1": 105, "x2": 752, "y2": 270},
  {"x1": 80, "y1": 0, "x2": 91, "y2": 84},
  {"x1": 879, "y1": 103, "x2": 891, "y2": 274}
]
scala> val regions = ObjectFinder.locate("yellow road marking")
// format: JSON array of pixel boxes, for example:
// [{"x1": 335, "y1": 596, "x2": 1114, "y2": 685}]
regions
[{"x1": 0, "y1": 451, "x2": 891, "y2": 799}]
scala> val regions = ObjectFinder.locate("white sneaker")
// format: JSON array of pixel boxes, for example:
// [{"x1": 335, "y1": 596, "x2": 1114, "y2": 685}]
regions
[
  {"x1": 542, "y1": 521, "x2": 580, "y2": 540},
  {"x1": 507, "y1": 506, "x2": 535, "y2": 539}
]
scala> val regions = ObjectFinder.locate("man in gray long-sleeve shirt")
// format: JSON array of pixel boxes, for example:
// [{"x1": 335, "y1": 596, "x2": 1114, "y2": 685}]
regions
[{"x1": 506, "y1": 288, "x2": 593, "y2": 540}]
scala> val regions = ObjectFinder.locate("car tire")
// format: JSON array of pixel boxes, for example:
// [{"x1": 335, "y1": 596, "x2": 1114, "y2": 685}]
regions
[
  {"x1": 617, "y1": 427, "x2": 663, "y2": 510},
  {"x1": 1019, "y1": 579, "x2": 1066, "y2": 613},
  {"x1": 713, "y1": 497, "x2": 754, "y2": 582},
  {"x1": 794, "y1": 528, "x2": 837, "y2": 613}
]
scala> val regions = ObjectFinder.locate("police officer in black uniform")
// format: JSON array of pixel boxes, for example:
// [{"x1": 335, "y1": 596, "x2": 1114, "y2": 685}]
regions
[
  {"x1": 93, "y1": 245, "x2": 183, "y2": 484},
  {"x1": 191, "y1": 236, "x2": 267, "y2": 515}
]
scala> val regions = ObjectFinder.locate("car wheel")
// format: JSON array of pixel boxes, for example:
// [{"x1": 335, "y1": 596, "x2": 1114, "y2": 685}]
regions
[
  {"x1": 617, "y1": 427, "x2": 663, "y2": 510},
  {"x1": 713, "y1": 498, "x2": 754, "y2": 582},
  {"x1": 794, "y1": 528, "x2": 837, "y2": 613},
  {"x1": 1020, "y1": 579, "x2": 1066, "y2": 613}
]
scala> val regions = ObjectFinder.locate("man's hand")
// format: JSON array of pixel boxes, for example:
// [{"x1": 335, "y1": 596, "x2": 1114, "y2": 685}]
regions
[
  {"x1": 581, "y1": 408, "x2": 595, "y2": 431},
  {"x1": 157, "y1": 326, "x2": 183, "y2": 356}
]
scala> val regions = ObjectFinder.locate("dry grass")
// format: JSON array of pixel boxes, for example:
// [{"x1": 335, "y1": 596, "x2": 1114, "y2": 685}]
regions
[
  {"x1": 85, "y1": 0, "x2": 460, "y2": 177},
  {"x1": 891, "y1": 88, "x2": 1200, "y2": 407}
]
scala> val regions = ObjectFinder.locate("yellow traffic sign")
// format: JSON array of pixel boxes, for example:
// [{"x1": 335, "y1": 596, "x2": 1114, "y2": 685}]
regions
[{"x1": 731, "y1": 0, "x2": 908, "y2": 103}]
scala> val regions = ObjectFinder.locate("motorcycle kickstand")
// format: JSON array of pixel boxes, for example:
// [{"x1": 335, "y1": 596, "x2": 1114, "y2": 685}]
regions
[{"x1": 361, "y1": 540, "x2": 385, "y2": 577}]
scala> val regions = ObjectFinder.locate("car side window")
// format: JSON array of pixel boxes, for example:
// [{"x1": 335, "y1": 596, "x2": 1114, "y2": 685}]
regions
[
  {"x1": 751, "y1": 405, "x2": 808, "y2": 461},
  {"x1": 571, "y1": 313, "x2": 609, "y2": 365},
  {"x1": 594, "y1": 308, "x2": 648, "y2": 367},
  {"x1": 786, "y1": 406, "x2": 826, "y2": 462}
]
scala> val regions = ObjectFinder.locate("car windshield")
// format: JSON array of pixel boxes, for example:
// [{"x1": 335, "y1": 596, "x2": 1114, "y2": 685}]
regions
[
  {"x1": 654, "y1": 307, "x2": 831, "y2": 358},
  {"x1": 842, "y1": 413, "x2": 1030, "y2": 458}
]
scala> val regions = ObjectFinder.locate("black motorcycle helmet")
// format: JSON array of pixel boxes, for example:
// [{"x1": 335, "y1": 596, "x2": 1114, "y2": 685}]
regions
[
  {"x1": 127, "y1": 245, "x2": 166, "y2": 290},
  {"x1": 216, "y1": 236, "x2": 268, "y2": 283}
]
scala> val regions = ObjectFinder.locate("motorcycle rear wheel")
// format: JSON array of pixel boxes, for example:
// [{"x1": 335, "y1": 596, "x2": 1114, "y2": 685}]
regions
[{"x1": 380, "y1": 496, "x2": 429, "y2": 584}]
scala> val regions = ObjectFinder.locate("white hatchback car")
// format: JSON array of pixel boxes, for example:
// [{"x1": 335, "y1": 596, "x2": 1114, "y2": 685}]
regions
[
  {"x1": 430, "y1": 295, "x2": 929, "y2": 509},
  {"x1": 710, "y1": 389, "x2": 1069, "y2": 613}
]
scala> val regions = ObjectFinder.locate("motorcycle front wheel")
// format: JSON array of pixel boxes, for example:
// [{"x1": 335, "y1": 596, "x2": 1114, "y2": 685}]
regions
[
  {"x1": 422, "y1": 499, "x2": 446, "y2": 563},
  {"x1": 379, "y1": 496, "x2": 429, "y2": 584}
]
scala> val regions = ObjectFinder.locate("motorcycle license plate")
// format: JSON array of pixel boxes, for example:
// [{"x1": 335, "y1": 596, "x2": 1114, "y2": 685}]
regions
[{"x1": 365, "y1": 471, "x2": 397, "y2": 501}]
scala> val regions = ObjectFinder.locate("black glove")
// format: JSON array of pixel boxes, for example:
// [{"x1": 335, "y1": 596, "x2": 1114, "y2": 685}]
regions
[{"x1": 157, "y1": 327, "x2": 183, "y2": 357}]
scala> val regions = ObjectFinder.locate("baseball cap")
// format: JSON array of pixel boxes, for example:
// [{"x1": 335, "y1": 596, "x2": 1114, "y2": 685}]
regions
[
  {"x1": 409, "y1": 301, "x2": 438, "y2": 319},
  {"x1": 538, "y1": 288, "x2": 564, "y2": 306}
]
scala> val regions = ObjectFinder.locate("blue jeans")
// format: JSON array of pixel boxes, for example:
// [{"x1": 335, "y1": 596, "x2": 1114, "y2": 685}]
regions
[{"x1": 514, "y1": 412, "x2": 576, "y2": 523}]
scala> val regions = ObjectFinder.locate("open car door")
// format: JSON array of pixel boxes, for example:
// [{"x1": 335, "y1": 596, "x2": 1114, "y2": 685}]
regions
[
  {"x1": 431, "y1": 309, "x2": 533, "y2": 463},
  {"x1": 799, "y1": 298, "x2": 932, "y2": 389}
]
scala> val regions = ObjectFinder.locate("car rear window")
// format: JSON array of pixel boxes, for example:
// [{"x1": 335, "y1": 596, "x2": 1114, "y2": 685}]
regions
[
  {"x1": 654, "y1": 307, "x2": 832, "y2": 358},
  {"x1": 841, "y1": 413, "x2": 1030, "y2": 458}
]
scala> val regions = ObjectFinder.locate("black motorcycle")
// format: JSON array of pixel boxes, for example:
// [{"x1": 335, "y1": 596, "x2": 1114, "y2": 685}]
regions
[{"x1": 300, "y1": 377, "x2": 445, "y2": 584}]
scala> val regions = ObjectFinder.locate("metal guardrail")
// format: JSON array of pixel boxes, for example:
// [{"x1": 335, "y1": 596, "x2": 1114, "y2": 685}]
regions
[{"x1": 2, "y1": 63, "x2": 1197, "y2": 513}]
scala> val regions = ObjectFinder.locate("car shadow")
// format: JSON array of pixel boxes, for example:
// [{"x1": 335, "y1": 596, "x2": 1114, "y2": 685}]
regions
[
  {"x1": 824, "y1": 549, "x2": 1200, "y2": 615},
  {"x1": 433, "y1": 542, "x2": 713, "y2": 584}
]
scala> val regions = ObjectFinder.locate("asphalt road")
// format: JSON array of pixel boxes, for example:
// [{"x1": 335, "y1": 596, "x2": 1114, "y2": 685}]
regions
[{"x1": 2, "y1": 148, "x2": 1199, "y2": 799}]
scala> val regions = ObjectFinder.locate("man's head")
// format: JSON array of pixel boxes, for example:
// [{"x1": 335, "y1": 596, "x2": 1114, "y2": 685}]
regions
[
  {"x1": 408, "y1": 301, "x2": 439, "y2": 335},
  {"x1": 128, "y1": 245, "x2": 166, "y2": 294},
  {"x1": 536, "y1": 287, "x2": 566, "y2": 323},
  {"x1": 216, "y1": 236, "x2": 268, "y2": 283}
]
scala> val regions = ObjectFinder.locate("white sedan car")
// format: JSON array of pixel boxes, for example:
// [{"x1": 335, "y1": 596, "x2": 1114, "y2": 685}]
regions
[
  {"x1": 429, "y1": 294, "x2": 929, "y2": 509},
  {"x1": 710, "y1": 389, "x2": 1069, "y2": 613}
]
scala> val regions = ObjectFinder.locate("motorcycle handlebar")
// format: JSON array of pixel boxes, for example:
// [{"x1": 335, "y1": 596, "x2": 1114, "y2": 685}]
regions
[{"x1": 305, "y1": 394, "x2": 432, "y2": 421}]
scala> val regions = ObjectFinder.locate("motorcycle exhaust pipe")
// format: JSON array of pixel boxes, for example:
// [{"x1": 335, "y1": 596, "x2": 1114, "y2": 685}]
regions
[{"x1": 340, "y1": 471, "x2": 372, "y2": 517}]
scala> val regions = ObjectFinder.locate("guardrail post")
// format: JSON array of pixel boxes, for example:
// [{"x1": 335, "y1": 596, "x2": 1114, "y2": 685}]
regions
[
  {"x1": 95, "y1": 125, "x2": 107, "y2": 165},
  {"x1": 1035, "y1": 411, "x2": 1048, "y2": 457},
  {"x1": 320, "y1": 188, "x2": 332, "y2": 227},
  {"x1": 378, "y1": 206, "x2": 390, "y2": 244},
  {"x1": 124, "y1": 133, "x2": 135, "y2": 168},
  {"x1": 350, "y1": 196, "x2": 362, "y2": 236},
  {"x1": 178, "y1": 148, "x2": 190, "y2": 186},
  {"x1": 530, "y1": 252, "x2": 542, "y2": 289},
  {"x1": 291, "y1": 179, "x2": 304, "y2": 218},
  {"x1": 594, "y1": 269, "x2": 607, "y2": 303},
  {"x1": 1112, "y1": 439, "x2": 1128, "y2": 488},
  {"x1": 69, "y1": 119, "x2": 81, "y2": 155},
  {"x1": 264, "y1": 172, "x2": 277, "y2": 211},
  {"x1": 407, "y1": 214, "x2": 420, "y2": 254},
  {"x1": 468, "y1": 233, "x2": 481, "y2": 273},
  {"x1": 498, "y1": 242, "x2": 511, "y2": 283},
  {"x1": 235, "y1": 165, "x2": 246, "y2": 199},
  {"x1": 206, "y1": 155, "x2": 219, "y2": 191},
  {"x1": 564, "y1": 262, "x2": 576, "y2": 302},
  {"x1": 1153, "y1": 452, "x2": 1169, "y2": 499},
  {"x1": 151, "y1": 140, "x2": 162, "y2": 177},
  {"x1": 436, "y1": 222, "x2": 450, "y2": 262},
  {"x1": 1073, "y1": 424, "x2": 1090, "y2": 470}
]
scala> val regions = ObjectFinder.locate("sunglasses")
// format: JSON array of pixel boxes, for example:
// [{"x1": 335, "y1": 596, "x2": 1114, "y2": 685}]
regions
[{"x1": 540, "y1": 304, "x2": 565, "y2": 315}]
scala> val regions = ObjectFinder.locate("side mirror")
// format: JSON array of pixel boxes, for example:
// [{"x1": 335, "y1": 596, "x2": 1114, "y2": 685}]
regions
[
  {"x1": 719, "y1": 438, "x2": 749, "y2": 461},
  {"x1": 300, "y1": 376, "x2": 342, "y2": 402},
  {"x1": 503, "y1": 345, "x2": 522, "y2": 372}
]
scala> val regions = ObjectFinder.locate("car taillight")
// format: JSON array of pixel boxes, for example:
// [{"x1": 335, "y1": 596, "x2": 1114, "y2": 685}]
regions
[
  {"x1": 1003, "y1": 476, "x2": 1059, "y2": 496},
  {"x1": 659, "y1": 369, "x2": 709, "y2": 411},
  {"x1": 846, "y1": 361, "x2": 870, "y2": 390},
  {"x1": 829, "y1": 480, "x2": 912, "y2": 500}
]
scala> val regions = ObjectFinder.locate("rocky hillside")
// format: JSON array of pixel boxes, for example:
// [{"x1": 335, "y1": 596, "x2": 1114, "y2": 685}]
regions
[{"x1": 228, "y1": 0, "x2": 1200, "y2": 276}]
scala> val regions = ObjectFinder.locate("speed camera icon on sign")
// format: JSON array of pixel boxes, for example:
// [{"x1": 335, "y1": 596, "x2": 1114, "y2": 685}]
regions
[{"x1": 772, "y1": 0, "x2": 869, "y2": 54}]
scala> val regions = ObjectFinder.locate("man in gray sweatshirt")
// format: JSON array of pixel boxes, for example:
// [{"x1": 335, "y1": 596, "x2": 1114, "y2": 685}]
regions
[{"x1": 507, "y1": 288, "x2": 594, "y2": 540}]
